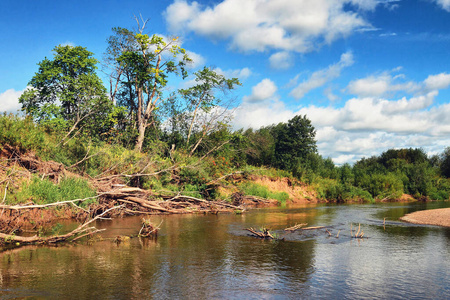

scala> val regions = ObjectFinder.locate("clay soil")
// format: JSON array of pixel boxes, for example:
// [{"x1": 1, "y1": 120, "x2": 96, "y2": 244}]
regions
[{"x1": 400, "y1": 208, "x2": 450, "y2": 227}]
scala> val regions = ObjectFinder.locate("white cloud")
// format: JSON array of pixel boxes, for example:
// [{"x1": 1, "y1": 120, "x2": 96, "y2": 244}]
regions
[
  {"x1": 164, "y1": 0, "x2": 374, "y2": 54},
  {"x1": 185, "y1": 50, "x2": 206, "y2": 69},
  {"x1": 434, "y1": 0, "x2": 450, "y2": 11},
  {"x1": 269, "y1": 51, "x2": 294, "y2": 70},
  {"x1": 290, "y1": 51, "x2": 354, "y2": 99},
  {"x1": 213, "y1": 67, "x2": 252, "y2": 81},
  {"x1": 0, "y1": 89, "x2": 23, "y2": 113},
  {"x1": 233, "y1": 99, "x2": 293, "y2": 129},
  {"x1": 242, "y1": 78, "x2": 277, "y2": 103},
  {"x1": 424, "y1": 72, "x2": 450, "y2": 90},
  {"x1": 348, "y1": 71, "x2": 450, "y2": 98}
]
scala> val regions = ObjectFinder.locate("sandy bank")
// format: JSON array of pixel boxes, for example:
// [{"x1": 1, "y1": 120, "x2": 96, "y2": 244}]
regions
[{"x1": 400, "y1": 208, "x2": 450, "y2": 227}]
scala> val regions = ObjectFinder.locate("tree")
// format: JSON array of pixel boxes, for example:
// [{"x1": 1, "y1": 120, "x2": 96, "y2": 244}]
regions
[
  {"x1": 273, "y1": 115, "x2": 317, "y2": 170},
  {"x1": 19, "y1": 45, "x2": 110, "y2": 139},
  {"x1": 105, "y1": 18, "x2": 191, "y2": 152},
  {"x1": 176, "y1": 67, "x2": 240, "y2": 156},
  {"x1": 440, "y1": 147, "x2": 450, "y2": 178}
]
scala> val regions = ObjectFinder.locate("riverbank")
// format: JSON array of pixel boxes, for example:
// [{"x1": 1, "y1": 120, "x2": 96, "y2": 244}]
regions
[{"x1": 400, "y1": 208, "x2": 450, "y2": 227}]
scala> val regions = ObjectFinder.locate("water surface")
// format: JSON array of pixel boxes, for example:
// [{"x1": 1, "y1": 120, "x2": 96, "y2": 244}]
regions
[{"x1": 1, "y1": 202, "x2": 449, "y2": 299}]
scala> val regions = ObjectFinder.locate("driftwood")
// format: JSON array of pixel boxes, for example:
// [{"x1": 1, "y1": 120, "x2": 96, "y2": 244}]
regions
[
  {"x1": 245, "y1": 227, "x2": 275, "y2": 239},
  {"x1": 284, "y1": 223, "x2": 308, "y2": 231},
  {"x1": 351, "y1": 223, "x2": 365, "y2": 238},
  {"x1": 168, "y1": 195, "x2": 241, "y2": 210},
  {"x1": 300, "y1": 226, "x2": 325, "y2": 230},
  {"x1": 0, "y1": 206, "x2": 122, "y2": 245}
]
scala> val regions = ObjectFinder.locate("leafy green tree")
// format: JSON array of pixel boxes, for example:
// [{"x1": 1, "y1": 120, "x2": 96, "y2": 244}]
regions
[
  {"x1": 273, "y1": 115, "x2": 317, "y2": 170},
  {"x1": 243, "y1": 127, "x2": 276, "y2": 166},
  {"x1": 440, "y1": 147, "x2": 450, "y2": 178},
  {"x1": 177, "y1": 67, "x2": 240, "y2": 155},
  {"x1": 19, "y1": 45, "x2": 111, "y2": 138},
  {"x1": 105, "y1": 19, "x2": 191, "y2": 151}
]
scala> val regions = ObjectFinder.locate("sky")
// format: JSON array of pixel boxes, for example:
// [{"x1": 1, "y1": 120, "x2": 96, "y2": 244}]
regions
[{"x1": 2, "y1": 0, "x2": 450, "y2": 164}]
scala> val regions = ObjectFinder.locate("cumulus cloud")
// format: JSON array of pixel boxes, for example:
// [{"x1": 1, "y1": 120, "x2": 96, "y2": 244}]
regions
[
  {"x1": 164, "y1": 0, "x2": 374, "y2": 53},
  {"x1": 347, "y1": 71, "x2": 450, "y2": 98},
  {"x1": 242, "y1": 79, "x2": 277, "y2": 103},
  {"x1": 434, "y1": 0, "x2": 450, "y2": 11},
  {"x1": 347, "y1": 72, "x2": 419, "y2": 97},
  {"x1": 185, "y1": 50, "x2": 206, "y2": 69},
  {"x1": 290, "y1": 51, "x2": 354, "y2": 99},
  {"x1": 424, "y1": 72, "x2": 450, "y2": 90},
  {"x1": 269, "y1": 51, "x2": 294, "y2": 70},
  {"x1": 0, "y1": 89, "x2": 23, "y2": 113},
  {"x1": 233, "y1": 99, "x2": 294, "y2": 129}
]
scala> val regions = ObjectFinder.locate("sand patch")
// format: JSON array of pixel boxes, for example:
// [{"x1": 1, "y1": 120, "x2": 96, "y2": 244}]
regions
[{"x1": 400, "y1": 208, "x2": 450, "y2": 227}]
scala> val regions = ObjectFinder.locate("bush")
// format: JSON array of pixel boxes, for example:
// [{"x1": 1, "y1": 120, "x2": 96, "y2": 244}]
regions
[{"x1": 0, "y1": 114, "x2": 46, "y2": 152}]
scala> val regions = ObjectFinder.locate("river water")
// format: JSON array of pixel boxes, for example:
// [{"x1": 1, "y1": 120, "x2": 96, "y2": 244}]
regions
[{"x1": 1, "y1": 202, "x2": 450, "y2": 299}]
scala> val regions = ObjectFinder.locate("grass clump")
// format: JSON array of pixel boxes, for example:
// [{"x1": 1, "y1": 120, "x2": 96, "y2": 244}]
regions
[
  {"x1": 239, "y1": 182, "x2": 289, "y2": 204},
  {"x1": 8, "y1": 176, "x2": 96, "y2": 206}
]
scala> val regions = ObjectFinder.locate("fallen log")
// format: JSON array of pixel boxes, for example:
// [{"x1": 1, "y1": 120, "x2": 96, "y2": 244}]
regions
[
  {"x1": 121, "y1": 197, "x2": 176, "y2": 213},
  {"x1": 0, "y1": 205, "x2": 123, "y2": 245},
  {"x1": 284, "y1": 223, "x2": 308, "y2": 231},
  {"x1": 168, "y1": 195, "x2": 241, "y2": 210},
  {"x1": 301, "y1": 226, "x2": 326, "y2": 230}
]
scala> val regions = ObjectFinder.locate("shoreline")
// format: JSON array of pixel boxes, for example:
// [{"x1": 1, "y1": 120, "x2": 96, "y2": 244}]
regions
[{"x1": 400, "y1": 207, "x2": 450, "y2": 227}]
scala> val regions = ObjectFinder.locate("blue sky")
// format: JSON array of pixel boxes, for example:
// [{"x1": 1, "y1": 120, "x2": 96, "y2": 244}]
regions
[{"x1": 2, "y1": 0, "x2": 450, "y2": 164}]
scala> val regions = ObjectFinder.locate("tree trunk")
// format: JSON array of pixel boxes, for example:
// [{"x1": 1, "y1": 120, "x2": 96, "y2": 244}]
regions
[{"x1": 135, "y1": 121, "x2": 146, "y2": 152}]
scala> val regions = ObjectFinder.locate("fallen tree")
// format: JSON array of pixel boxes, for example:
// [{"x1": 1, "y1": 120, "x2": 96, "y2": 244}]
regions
[{"x1": 0, "y1": 206, "x2": 122, "y2": 245}]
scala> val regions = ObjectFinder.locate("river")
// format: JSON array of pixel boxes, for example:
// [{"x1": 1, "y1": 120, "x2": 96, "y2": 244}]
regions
[{"x1": 1, "y1": 202, "x2": 450, "y2": 299}]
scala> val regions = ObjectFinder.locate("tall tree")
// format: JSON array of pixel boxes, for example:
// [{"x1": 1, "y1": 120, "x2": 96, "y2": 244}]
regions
[
  {"x1": 273, "y1": 115, "x2": 317, "y2": 170},
  {"x1": 19, "y1": 45, "x2": 110, "y2": 138},
  {"x1": 177, "y1": 67, "x2": 240, "y2": 155},
  {"x1": 105, "y1": 18, "x2": 191, "y2": 151}
]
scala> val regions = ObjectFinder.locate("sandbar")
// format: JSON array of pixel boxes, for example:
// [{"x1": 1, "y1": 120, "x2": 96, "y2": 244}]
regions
[{"x1": 400, "y1": 208, "x2": 450, "y2": 227}]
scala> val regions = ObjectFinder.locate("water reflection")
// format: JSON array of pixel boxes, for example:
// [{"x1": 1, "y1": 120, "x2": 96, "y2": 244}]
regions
[{"x1": 0, "y1": 202, "x2": 449, "y2": 299}]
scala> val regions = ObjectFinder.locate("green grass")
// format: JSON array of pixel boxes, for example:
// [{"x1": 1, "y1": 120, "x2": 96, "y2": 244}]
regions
[
  {"x1": 239, "y1": 182, "x2": 289, "y2": 204},
  {"x1": 8, "y1": 176, "x2": 96, "y2": 206}
]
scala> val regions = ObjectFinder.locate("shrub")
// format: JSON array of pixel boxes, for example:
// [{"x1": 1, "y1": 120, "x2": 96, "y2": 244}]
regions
[{"x1": 0, "y1": 114, "x2": 46, "y2": 152}]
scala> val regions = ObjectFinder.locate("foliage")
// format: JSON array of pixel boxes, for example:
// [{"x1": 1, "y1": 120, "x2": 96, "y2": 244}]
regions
[
  {"x1": 105, "y1": 23, "x2": 191, "y2": 151},
  {"x1": 273, "y1": 115, "x2": 317, "y2": 171},
  {"x1": 19, "y1": 45, "x2": 113, "y2": 139},
  {"x1": 0, "y1": 114, "x2": 46, "y2": 152}
]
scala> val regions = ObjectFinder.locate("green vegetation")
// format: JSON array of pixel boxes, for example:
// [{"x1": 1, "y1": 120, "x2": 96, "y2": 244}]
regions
[
  {"x1": 239, "y1": 182, "x2": 290, "y2": 204},
  {"x1": 8, "y1": 176, "x2": 96, "y2": 206}
]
